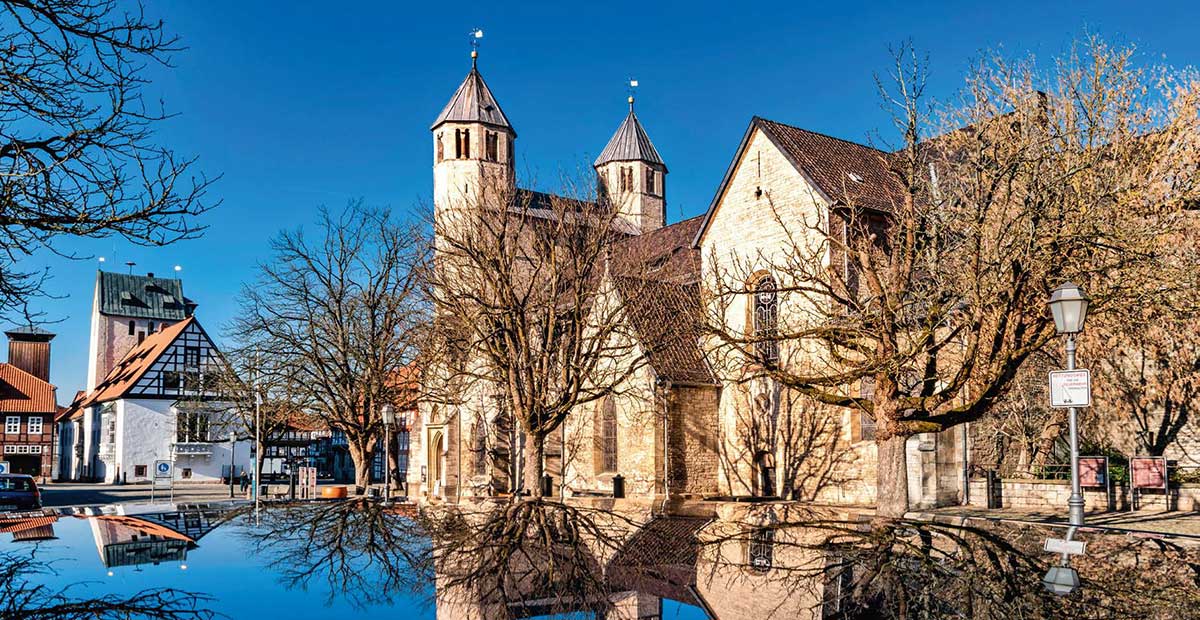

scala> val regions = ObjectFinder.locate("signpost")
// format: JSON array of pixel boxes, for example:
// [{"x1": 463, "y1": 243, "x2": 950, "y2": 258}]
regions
[
  {"x1": 151, "y1": 459, "x2": 174, "y2": 503},
  {"x1": 1048, "y1": 369, "x2": 1091, "y2": 408},
  {"x1": 1044, "y1": 537, "x2": 1086, "y2": 556}
]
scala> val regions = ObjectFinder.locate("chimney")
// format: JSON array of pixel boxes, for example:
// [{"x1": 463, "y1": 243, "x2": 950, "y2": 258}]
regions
[{"x1": 5, "y1": 326, "x2": 54, "y2": 382}]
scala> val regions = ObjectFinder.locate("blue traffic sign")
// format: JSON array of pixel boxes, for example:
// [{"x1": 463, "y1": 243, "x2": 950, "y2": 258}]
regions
[{"x1": 0, "y1": 461, "x2": 8, "y2": 474}]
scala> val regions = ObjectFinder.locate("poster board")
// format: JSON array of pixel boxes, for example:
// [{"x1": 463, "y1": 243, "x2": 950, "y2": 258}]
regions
[
  {"x1": 1078, "y1": 457, "x2": 1107, "y2": 488},
  {"x1": 1131, "y1": 457, "x2": 1167, "y2": 489}
]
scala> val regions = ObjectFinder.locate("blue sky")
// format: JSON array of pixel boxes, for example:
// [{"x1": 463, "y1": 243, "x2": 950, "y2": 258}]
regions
[{"x1": 23, "y1": 0, "x2": 1199, "y2": 398}]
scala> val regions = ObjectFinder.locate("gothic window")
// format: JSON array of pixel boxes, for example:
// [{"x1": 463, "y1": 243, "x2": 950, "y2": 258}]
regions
[
  {"x1": 597, "y1": 396, "x2": 618, "y2": 473},
  {"x1": 454, "y1": 129, "x2": 462, "y2": 158},
  {"x1": 857, "y1": 378, "x2": 877, "y2": 442},
  {"x1": 748, "y1": 528, "x2": 775, "y2": 573},
  {"x1": 645, "y1": 168, "x2": 656, "y2": 195},
  {"x1": 128, "y1": 320, "x2": 135, "y2": 336},
  {"x1": 753, "y1": 274, "x2": 780, "y2": 364},
  {"x1": 473, "y1": 417, "x2": 488, "y2": 476},
  {"x1": 485, "y1": 131, "x2": 498, "y2": 162}
]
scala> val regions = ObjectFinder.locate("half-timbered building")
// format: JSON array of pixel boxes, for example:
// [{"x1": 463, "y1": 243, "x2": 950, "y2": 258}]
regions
[
  {"x1": 0, "y1": 327, "x2": 59, "y2": 480},
  {"x1": 63, "y1": 316, "x2": 250, "y2": 483}
]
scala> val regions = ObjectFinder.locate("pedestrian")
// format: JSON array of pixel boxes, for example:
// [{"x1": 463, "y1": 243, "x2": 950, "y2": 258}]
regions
[{"x1": 239, "y1": 469, "x2": 249, "y2": 494}]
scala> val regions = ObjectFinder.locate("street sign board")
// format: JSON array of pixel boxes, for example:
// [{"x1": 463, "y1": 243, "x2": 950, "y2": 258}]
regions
[
  {"x1": 0, "y1": 461, "x2": 8, "y2": 474},
  {"x1": 154, "y1": 460, "x2": 173, "y2": 479},
  {"x1": 1044, "y1": 537, "x2": 1086, "y2": 556},
  {"x1": 1049, "y1": 369, "x2": 1091, "y2": 408}
]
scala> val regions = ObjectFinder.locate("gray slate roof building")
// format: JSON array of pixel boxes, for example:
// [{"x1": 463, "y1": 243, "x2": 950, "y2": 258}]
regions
[
  {"x1": 430, "y1": 64, "x2": 513, "y2": 133},
  {"x1": 96, "y1": 271, "x2": 192, "y2": 320},
  {"x1": 594, "y1": 107, "x2": 666, "y2": 171}
]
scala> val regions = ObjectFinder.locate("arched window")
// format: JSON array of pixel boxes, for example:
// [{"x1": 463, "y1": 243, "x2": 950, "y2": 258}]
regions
[
  {"x1": 748, "y1": 527, "x2": 775, "y2": 573},
  {"x1": 753, "y1": 275, "x2": 779, "y2": 363},
  {"x1": 473, "y1": 417, "x2": 488, "y2": 476},
  {"x1": 596, "y1": 396, "x2": 618, "y2": 474}
]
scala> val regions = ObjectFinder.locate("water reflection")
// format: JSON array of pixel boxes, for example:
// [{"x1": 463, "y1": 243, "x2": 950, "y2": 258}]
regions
[{"x1": 4, "y1": 498, "x2": 1200, "y2": 619}]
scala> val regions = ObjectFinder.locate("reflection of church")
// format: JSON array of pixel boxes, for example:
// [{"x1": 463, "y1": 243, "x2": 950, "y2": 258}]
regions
[{"x1": 86, "y1": 505, "x2": 226, "y2": 569}]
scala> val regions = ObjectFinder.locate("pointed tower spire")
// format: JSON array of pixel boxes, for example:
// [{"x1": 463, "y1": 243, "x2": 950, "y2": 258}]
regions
[
  {"x1": 595, "y1": 80, "x2": 667, "y2": 233},
  {"x1": 431, "y1": 29, "x2": 513, "y2": 134}
]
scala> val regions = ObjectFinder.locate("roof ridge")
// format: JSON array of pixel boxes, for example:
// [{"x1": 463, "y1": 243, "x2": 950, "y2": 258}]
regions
[{"x1": 754, "y1": 116, "x2": 888, "y2": 154}]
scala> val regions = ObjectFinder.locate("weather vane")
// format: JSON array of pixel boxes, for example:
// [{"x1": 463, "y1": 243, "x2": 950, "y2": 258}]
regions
[
  {"x1": 627, "y1": 78, "x2": 639, "y2": 110},
  {"x1": 469, "y1": 28, "x2": 483, "y2": 65}
]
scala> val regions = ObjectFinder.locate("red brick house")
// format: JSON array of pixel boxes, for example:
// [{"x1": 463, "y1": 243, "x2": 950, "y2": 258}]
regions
[{"x1": 0, "y1": 327, "x2": 59, "y2": 479}]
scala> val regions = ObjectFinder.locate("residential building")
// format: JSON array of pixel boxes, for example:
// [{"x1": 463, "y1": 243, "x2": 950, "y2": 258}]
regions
[{"x1": 0, "y1": 326, "x2": 59, "y2": 480}]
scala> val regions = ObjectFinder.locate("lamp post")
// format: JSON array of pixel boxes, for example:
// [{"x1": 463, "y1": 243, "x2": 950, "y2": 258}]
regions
[
  {"x1": 1048, "y1": 281, "x2": 1091, "y2": 526},
  {"x1": 228, "y1": 431, "x2": 236, "y2": 499},
  {"x1": 381, "y1": 404, "x2": 394, "y2": 505}
]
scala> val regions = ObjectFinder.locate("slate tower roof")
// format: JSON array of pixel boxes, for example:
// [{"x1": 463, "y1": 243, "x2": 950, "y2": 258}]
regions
[
  {"x1": 594, "y1": 103, "x2": 666, "y2": 171},
  {"x1": 96, "y1": 271, "x2": 193, "y2": 320},
  {"x1": 431, "y1": 61, "x2": 513, "y2": 133}
]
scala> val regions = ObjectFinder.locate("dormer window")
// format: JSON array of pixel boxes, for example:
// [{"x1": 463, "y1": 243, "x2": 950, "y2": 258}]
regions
[{"x1": 485, "y1": 131, "x2": 498, "y2": 162}]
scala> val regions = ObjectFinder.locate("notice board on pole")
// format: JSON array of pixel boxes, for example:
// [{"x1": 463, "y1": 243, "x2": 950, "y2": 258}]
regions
[
  {"x1": 1078, "y1": 457, "x2": 1107, "y2": 488},
  {"x1": 1131, "y1": 457, "x2": 1167, "y2": 490}
]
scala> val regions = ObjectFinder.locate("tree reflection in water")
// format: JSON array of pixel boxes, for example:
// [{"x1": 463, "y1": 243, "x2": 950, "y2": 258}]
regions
[
  {"x1": 0, "y1": 548, "x2": 215, "y2": 620},
  {"x1": 239, "y1": 499, "x2": 432, "y2": 610},
  {"x1": 240, "y1": 497, "x2": 1200, "y2": 619}
]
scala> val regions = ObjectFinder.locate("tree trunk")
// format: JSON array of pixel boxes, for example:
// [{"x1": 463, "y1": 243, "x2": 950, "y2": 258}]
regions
[
  {"x1": 876, "y1": 434, "x2": 910, "y2": 518},
  {"x1": 523, "y1": 433, "x2": 545, "y2": 498},
  {"x1": 347, "y1": 440, "x2": 372, "y2": 495}
]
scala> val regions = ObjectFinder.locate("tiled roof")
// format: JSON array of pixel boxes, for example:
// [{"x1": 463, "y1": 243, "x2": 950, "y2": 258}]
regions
[
  {"x1": 73, "y1": 317, "x2": 196, "y2": 411},
  {"x1": 0, "y1": 363, "x2": 56, "y2": 413},
  {"x1": 96, "y1": 271, "x2": 190, "y2": 320},
  {"x1": 431, "y1": 65, "x2": 513, "y2": 133},
  {"x1": 594, "y1": 108, "x2": 666, "y2": 170},
  {"x1": 611, "y1": 277, "x2": 715, "y2": 385},
  {"x1": 612, "y1": 215, "x2": 703, "y2": 284},
  {"x1": 755, "y1": 117, "x2": 902, "y2": 213},
  {"x1": 607, "y1": 516, "x2": 709, "y2": 607}
]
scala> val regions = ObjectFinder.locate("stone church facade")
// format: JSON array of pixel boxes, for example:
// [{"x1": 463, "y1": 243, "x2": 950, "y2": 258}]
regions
[{"x1": 410, "y1": 52, "x2": 966, "y2": 511}]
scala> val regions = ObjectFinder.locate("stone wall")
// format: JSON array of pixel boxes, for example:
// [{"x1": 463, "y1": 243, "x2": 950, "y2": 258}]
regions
[
  {"x1": 667, "y1": 385, "x2": 720, "y2": 497},
  {"x1": 966, "y1": 478, "x2": 1200, "y2": 512}
]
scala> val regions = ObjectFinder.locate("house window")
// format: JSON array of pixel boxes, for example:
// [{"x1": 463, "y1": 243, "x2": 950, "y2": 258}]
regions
[
  {"x1": 748, "y1": 528, "x2": 775, "y2": 573},
  {"x1": 4, "y1": 416, "x2": 19, "y2": 434},
  {"x1": 181, "y1": 468, "x2": 192, "y2": 479},
  {"x1": 134, "y1": 465, "x2": 147, "y2": 477},
  {"x1": 598, "y1": 396, "x2": 618, "y2": 473},
  {"x1": 177, "y1": 409, "x2": 210, "y2": 443},
  {"x1": 27, "y1": 416, "x2": 42, "y2": 435},
  {"x1": 184, "y1": 347, "x2": 201, "y2": 369},
  {"x1": 128, "y1": 320, "x2": 136, "y2": 335},
  {"x1": 646, "y1": 169, "x2": 656, "y2": 195},
  {"x1": 753, "y1": 275, "x2": 780, "y2": 364},
  {"x1": 163, "y1": 371, "x2": 181, "y2": 390},
  {"x1": 485, "y1": 131, "x2": 498, "y2": 162},
  {"x1": 436, "y1": 133, "x2": 444, "y2": 162}
]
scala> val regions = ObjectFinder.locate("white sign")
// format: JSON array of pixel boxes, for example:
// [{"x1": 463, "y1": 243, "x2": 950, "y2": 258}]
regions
[
  {"x1": 154, "y1": 460, "x2": 173, "y2": 479},
  {"x1": 0, "y1": 461, "x2": 8, "y2": 474},
  {"x1": 1049, "y1": 369, "x2": 1091, "y2": 408},
  {"x1": 1044, "y1": 537, "x2": 1086, "y2": 556}
]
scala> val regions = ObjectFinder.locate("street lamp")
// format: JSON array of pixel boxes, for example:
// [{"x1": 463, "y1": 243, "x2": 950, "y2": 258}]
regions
[
  {"x1": 1048, "y1": 281, "x2": 1090, "y2": 526},
  {"x1": 228, "y1": 431, "x2": 237, "y2": 499},
  {"x1": 381, "y1": 404, "x2": 395, "y2": 505}
]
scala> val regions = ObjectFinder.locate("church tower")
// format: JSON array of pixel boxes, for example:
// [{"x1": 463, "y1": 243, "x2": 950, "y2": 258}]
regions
[
  {"x1": 595, "y1": 95, "x2": 667, "y2": 233},
  {"x1": 431, "y1": 47, "x2": 515, "y2": 231}
]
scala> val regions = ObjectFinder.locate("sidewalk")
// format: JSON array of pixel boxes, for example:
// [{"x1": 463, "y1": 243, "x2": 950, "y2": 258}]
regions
[{"x1": 911, "y1": 505, "x2": 1200, "y2": 540}]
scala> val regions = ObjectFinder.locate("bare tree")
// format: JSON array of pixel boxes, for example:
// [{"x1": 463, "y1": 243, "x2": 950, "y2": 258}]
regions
[
  {"x1": 424, "y1": 173, "x2": 662, "y2": 495},
  {"x1": 702, "y1": 38, "x2": 1200, "y2": 516},
  {"x1": 233, "y1": 202, "x2": 425, "y2": 492},
  {"x1": 0, "y1": 0, "x2": 215, "y2": 320}
]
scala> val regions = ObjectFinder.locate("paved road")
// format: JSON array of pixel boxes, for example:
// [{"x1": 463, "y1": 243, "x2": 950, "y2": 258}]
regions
[{"x1": 39, "y1": 481, "x2": 252, "y2": 507}]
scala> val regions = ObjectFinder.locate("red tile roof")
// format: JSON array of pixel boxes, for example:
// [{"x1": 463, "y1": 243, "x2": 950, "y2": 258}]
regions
[
  {"x1": 69, "y1": 317, "x2": 196, "y2": 415},
  {"x1": 0, "y1": 363, "x2": 57, "y2": 414}
]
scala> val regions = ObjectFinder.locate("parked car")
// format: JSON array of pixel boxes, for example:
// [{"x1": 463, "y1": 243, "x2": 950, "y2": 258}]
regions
[{"x1": 0, "y1": 474, "x2": 41, "y2": 511}]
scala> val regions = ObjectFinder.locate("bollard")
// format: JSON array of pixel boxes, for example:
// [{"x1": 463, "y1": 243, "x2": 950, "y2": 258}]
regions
[{"x1": 612, "y1": 474, "x2": 625, "y2": 499}]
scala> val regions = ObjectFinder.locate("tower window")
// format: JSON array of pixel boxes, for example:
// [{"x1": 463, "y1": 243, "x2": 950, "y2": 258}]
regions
[
  {"x1": 485, "y1": 131, "x2": 498, "y2": 162},
  {"x1": 436, "y1": 133, "x2": 444, "y2": 162},
  {"x1": 460, "y1": 129, "x2": 471, "y2": 159},
  {"x1": 646, "y1": 169, "x2": 656, "y2": 195},
  {"x1": 454, "y1": 129, "x2": 462, "y2": 159},
  {"x1": 620, "y1": 166, "x2": 633, "y2": 192},
  {"x1": 128, "y1": 320, "x2": 135, "y2": 335}
]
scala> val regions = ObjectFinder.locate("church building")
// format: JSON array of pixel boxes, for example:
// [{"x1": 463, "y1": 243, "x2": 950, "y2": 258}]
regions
[{"x1": 412, "y1": 49, "x2": 966, "y2": 511}]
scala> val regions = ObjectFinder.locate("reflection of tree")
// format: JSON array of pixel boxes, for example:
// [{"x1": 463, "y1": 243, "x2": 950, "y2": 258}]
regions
[
  {"x1": 427, "y1": 499, "x2": 642, "y2": 619},
  {"x1": 239, "y1": 500, "x2": 431, "y2": 609},
  {"x1": 0, "y1": 549, "x2": 214, "y2": 619}
]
